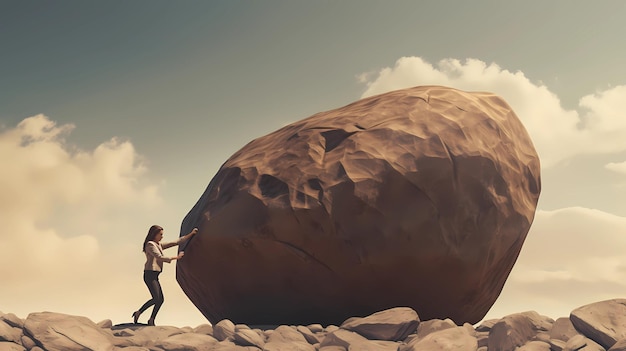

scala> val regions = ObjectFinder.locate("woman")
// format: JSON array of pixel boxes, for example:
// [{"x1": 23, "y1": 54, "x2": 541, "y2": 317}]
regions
[{"x1": 132, "y1": 225, "x2": 198, "y2": 326}]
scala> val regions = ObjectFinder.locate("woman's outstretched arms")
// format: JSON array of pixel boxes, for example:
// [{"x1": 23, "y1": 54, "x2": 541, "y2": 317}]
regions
[
  {"x1": 146, "y1": 241, "x2": 182, "y2": 263},
  {"x1": 162, "y1": 228, "x2": 198, "y2": 249}
]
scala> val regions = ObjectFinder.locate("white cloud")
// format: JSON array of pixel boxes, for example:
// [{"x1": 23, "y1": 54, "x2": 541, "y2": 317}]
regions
[
  {"x1": 484, "y1": 207, "x2": 626, "y2": 321},
  {"x1": 0, "y1": 115, "x2": 206, "y2": 326},
  {"x1": 579, "y1": 85, "x2": 626, "y2": 133},
  {"x1": 605, "y1": 161, "x2": 626, "y2": 175},
  {"x1": 358, "y1": 57, "x2": 626, "y2": 168}
]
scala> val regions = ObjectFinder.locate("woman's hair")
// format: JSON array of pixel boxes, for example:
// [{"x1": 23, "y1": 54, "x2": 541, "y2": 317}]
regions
[{"x1": 142, "y1": 225, "x2": 163, "y2": 252}]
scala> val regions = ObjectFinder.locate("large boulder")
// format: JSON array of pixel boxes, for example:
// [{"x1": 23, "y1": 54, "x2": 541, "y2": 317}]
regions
[{"x1": 177, "y1": 85, "x2": 541, "y2": 326}]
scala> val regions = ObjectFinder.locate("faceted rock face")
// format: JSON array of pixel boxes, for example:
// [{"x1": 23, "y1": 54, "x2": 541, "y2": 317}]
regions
[{"x1": 177, "y1": 85, "x2": 541, "y2": 326}]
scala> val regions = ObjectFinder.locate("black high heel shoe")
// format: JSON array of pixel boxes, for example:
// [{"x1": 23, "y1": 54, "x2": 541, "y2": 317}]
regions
[
  {"x1": 147, "y1": 318, "x2": 155, "y2": 326},
  {"x1": 132, "y1": 311, "x2": 140, "y2": 324}
]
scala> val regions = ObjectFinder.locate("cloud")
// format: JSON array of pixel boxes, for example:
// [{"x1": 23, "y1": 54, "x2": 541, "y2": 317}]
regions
[
  {"x1": 605, "y1": 161, "x2": 626, "y2": 175},
  {"x1": 484, "y1": 206, "x2": 626, "y2": 320},
  {"x1": 579, "y1": 85, "x2": 626, "y2": 133},
  {"x1": 0, "y1": 115, "x2": 204, "y2": 325},
  {"x1": 358, "y1": 57, "x2": 626, "y2": 168}
]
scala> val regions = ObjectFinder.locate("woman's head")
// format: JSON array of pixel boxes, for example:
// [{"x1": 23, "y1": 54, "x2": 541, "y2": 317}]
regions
[{"x1": 142, "y1": 225, "x2": 164, "y2": 251}]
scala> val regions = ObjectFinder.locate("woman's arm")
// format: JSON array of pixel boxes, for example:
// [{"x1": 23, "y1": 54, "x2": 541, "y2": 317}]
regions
[
  {"x1": 146, "y1": 242, "x2": 183, "y2": 263},
  {"x1": 162, "y1": 228, "x2": 198, "y2": 249},
  {"x1": 180, "y1": 227, "x2": 198, "y2": 243}
]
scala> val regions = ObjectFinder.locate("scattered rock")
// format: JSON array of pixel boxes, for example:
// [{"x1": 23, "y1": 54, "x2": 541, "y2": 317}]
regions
[
  {"x1": 7, "y1": 299, "x2": 626, "y2": 351},
  {"x1": 213, "y1": 319, "x2": 236, "y2": 341},
  {"x1": 20, "y1": 334, "x2": 36, "y2": 350},
  {"x1": 570, "y1": 299, "x2": 626, "y2": 349},
  {"x1": 416, "y1": 318, "x2": 457, "y2": 339},
  {"x1": 525, "y1": 311, "x2": 555, "y2": 331},
  {"x1": 564, "y1": 334, "x2": 605, "y2": 351},
  {"x1": 115, "y1": 325, "x2": 185, "y2": 348},
  {"x1": 235, "y1": 324, "x2": 251, "y2": 331},
  {"x1": 23, "y1": 312, "x2": 114, "y2": 351},
  {"x1": 487, "y1": 311, "x2": 551, "y2": 351},
  {"x1": 96, "y1": 319, "x2": 113, "y2": 329},
  {"x1": 357, "y1": 340, "x2": 400, "y2": 351},
  {"x1": 534, "y1": 332, "x2": 551, "y2": 342},
  {"x1": 0, "y1": 320, "x2": 21, "y2": 343},
  {"x1": 475, "y1": 331, "x2": 489, "y2": 348},
  {"x1": 0, "y1": 314, "x2": 24, "y2": 329},
  {"x1": 306, "y1": 324, "x2": 324, "y2": 333},
  {"x1": 193, "y1": 323, "x2": 214, "y2": 335},
  {"x1": 268, "y1": 325, "x2": 308, "y2": 344},
  {"x1": 551, "y1": 317, "x2": 580, "y2": 342},
  {"x1": 340, "y1": 306, "x2": 419, "y2": 341},
  {"x1": 565, "y1": 334, "x2": 588, "y2": 350},
  {"x1": 296, "y1": 325, "x2": 321, "y2": 344},
  {"x1": 153, "y1": 332, "x2": 219, "y2": 351},
  {"x1": 399, "y1": 325, "x2": 477, "y2": 351},
  {"x1": 263, "y1": 340, "x2": 316, "y2": 351},
  {"x1": 325, "y1": 325, "x2": 339, "y2": 333},
  {"x1": 319, "y1": 329, "x2": 372, "y2": 349},
  {"x1": 475, "y1": 319, "x2": 499, "y2": 332},
  {"x1": 263, "y1": 341, "x2": 315, "y2": 351},
  {"x1": 234, "y1": 328, "x2": 265, "y2": 348},
  {"x1": 549, "y1": 338, "x2": 567, "y2": 351},
  {"x1": 0, "y1": 342, "x2": 26, "y2": 351},
  {"x1": 609, "y1": 339, "x2": 626, "y2": 351},
  {"x1": 318, "y1": 346, "x2": 346, "y2": 351},
  {"x1": 518, "y1": 340, "x2": 551, "y2": 351}
]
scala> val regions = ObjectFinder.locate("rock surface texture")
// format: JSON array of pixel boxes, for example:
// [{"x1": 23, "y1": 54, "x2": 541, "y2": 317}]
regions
[
  {"x1": 178, "y1": 85, "x2": 541, "y2": 325},
  {"x1": 5, "y1": 299, "x2": 626, "y2": 351}
]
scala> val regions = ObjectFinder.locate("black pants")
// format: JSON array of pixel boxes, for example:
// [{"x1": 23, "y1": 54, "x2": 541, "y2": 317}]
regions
[{"x1": 138, "y1": 270, "x2": 164, "y2": 320}]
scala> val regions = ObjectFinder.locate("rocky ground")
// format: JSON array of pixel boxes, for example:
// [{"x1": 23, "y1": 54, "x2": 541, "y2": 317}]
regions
[{"x1": 2, "y1": 299, "x2": 626, "y2": 351}]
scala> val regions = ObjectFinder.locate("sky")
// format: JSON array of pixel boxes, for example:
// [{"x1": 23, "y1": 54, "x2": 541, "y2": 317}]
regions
[{"x1": 2, "y1": 1, "x2": 626, "y2": 327}]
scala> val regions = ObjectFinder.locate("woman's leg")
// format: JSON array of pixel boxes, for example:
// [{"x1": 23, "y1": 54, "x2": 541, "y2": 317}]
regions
[
  {"x1": 137, "y1": 271, "x2": 162, "y2": 321},
  {"x1": 146, "y1": 272, "x2": 164, "y2": 324}
]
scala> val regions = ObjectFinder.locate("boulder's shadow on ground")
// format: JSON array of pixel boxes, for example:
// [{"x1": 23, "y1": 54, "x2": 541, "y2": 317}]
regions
[
  {"x1": 112, "y1": 322, "x2": 280, "y2": 331},
  {"x1": 112, "y1": 322, "x2": 149, "y2": 330},
  {"x1": 248, "y1": 325, "x2": 280, "y2": 331}
]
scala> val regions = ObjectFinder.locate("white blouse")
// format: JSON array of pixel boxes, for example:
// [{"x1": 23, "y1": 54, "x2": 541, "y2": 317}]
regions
[{"x1": 144, "y1": 239, "x2": 180, "y2": 272}]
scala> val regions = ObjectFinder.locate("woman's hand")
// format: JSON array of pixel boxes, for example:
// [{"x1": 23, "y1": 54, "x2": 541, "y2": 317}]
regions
[
  {"x1": 179, "y1": 228, "x2": 199, "y2": 245},
  {"x1": 174, "y1": 251, "x2": 184, "y2": 260}
]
